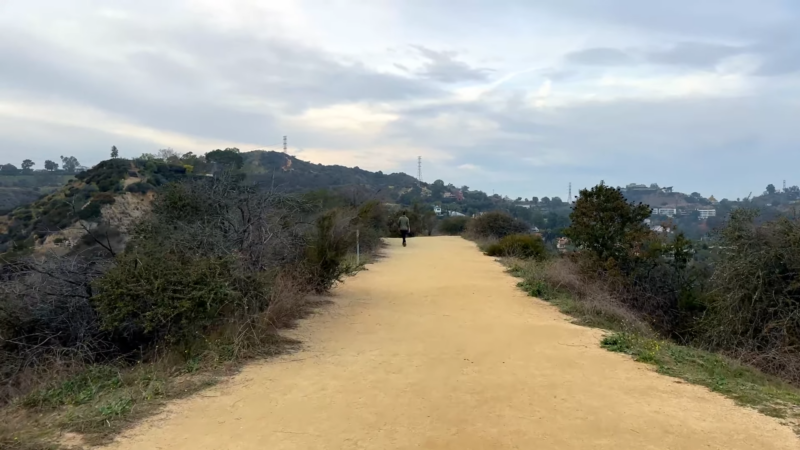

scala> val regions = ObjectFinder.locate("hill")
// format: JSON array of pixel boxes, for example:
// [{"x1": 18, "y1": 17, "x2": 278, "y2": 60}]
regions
[
  {"x1": 241, "y1": 150, "x2": 422, "y2": 202},
  {"x1": 0, "y1": 158, "x2": 192, "y2": 255}
]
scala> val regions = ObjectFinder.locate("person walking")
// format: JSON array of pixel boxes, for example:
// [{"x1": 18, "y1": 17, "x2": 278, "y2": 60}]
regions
[{"x1": 398, "y1": 211, "x2": 410, "y2": 247}]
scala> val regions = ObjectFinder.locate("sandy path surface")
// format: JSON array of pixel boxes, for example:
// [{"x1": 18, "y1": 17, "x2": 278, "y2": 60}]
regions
[{"x1": 104, "y1": 237, "x2": 797, "y2": 450}]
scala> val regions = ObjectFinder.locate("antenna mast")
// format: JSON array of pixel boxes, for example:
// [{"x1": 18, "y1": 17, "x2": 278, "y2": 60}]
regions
[
  {"x1": 417, "y1": 156, "x2": 422, "y2": 186},
  {"x1": 568, "y1": 182, "x2": 572, "y2": 204},
  {"x1": 283, "y1": 136, "x2": 287, "y2": 153}
]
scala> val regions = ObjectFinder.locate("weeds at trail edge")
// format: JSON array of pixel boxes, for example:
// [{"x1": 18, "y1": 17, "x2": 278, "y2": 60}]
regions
[
  {"x1": 505, "y1": 257, "x2": 800, "y2": 433},
  {"x1": 1, "y1": 361, "x2": 219, "y2": 448},
  {"x1": 601, "y1": 332, "x2": 800, "y2": 430}
]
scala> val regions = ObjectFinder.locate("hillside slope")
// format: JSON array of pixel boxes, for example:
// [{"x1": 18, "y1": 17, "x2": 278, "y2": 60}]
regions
[
  {"x1": 0, "y1": 159, "x2": 190, "y2": 254},
  {"x1": 242, "y1": 151, "x2": 421, "y2": 201}
]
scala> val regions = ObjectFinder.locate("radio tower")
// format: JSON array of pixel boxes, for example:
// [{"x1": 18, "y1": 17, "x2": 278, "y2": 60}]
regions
[
  {"x1": 568, "y1": 182, "x2": 572, "y2": 204},
  {"x1": 784, "y1": 180, "x2": 787, "y2": 192},
  {"x1": 417, "y1": 156, "x2": 423, "y2": 186},
  {"x1": 283, "y1": 136, "x2": 287, "y2": 153}
]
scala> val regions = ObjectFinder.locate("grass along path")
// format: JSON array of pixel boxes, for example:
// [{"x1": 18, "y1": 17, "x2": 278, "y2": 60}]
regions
[{"x1": 506, "y1": 257, "x2": 800, "y2": 435}]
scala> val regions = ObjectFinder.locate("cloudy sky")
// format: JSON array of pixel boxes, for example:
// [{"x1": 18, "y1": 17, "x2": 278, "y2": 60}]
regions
[{"x1": 1, "y1": 1, "x2": 799, "y2": 200}]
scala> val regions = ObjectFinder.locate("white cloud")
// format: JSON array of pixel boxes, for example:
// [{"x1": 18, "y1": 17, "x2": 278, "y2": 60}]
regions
[{"x1": 457, "y1": 163, "x2": 480, "y2": 171}]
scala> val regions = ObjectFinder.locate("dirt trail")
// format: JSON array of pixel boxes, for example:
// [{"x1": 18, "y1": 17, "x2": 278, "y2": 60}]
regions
[{"x1": 104, "y1": 237, "x2": 797, "y2": 450}]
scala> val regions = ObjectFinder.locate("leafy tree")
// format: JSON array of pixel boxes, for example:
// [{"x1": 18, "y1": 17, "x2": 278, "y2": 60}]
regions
[
  {"x1": 546, "y1": 211, "x2": 570, "y2": 231},
  {"x1": 0, "y1": 163, "x2": 18, "y2": 174},
  {"x1": 650, "y1": 183, "x2": 659, "y2": 189},
  {"x1": 766, "y1": 183, "x2": 776, "y2": 195},
  {"x1": 541, "y1": 196, "x2": 551, "y2": 206},
  {"x1": 21, "y1": 159, "x2": 34, "y2": 172},
  {"x1": 111, "y1": 145, "x2": 119, "y2": 158},
  {"x1": 551, "y1": 196, "x2": 563, "y2": 206},
  {"x1": 60, "y1": 156, "x2": 80, "y2": 173},
  {"x1": 44, "y1": 160, "x2": 58, "y2": 171},
  {"x1": 565, "y1": 183, "x2": 651, "y2": 264},
  {"x1": 206, "y1": 148, "x2": 244, "y2": 169},
  {"x1": 158, "y1": 148, "x2": 181, "y2": 163},
  {"x1": 530, "y1": 197, "x2": 539, "y2": 206}
]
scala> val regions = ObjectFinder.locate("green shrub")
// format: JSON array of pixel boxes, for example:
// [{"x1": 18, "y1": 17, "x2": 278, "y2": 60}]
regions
[
  {"x1": 469, "y1": 211, "x2": 529, "y2": 238},
  {"x1": 76, "y1": 159, "x2": 130, "y2": 192},
  {"x1": 125, "y1": 181, "x2": 154, "y2": 194},
  {"x1": 92, "y1": 250, "x2": 244, "y2": 347},
  {"x1": 303, "y1": 210, "x2": 355, "y2": 293},
  {"x1": 485, "y1": 234, "x2": 547, "y2": 260},
  {"x1": 439, "y1": 216, "x2": 470, "y2": 235}
]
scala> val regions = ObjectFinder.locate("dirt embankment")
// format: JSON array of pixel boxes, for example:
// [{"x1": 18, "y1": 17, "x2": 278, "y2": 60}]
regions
[{"x1": 102, "y1": 237, "x2": 798, "y2": 450}]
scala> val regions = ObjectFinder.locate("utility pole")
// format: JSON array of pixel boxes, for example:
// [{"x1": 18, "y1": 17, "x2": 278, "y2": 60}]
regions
[
  {"x1": 417, "y1": 156, "x2": 422, "y2": 186},
  {"x1": 784, "y1": 180, "x2": 787, "y2": 192}
]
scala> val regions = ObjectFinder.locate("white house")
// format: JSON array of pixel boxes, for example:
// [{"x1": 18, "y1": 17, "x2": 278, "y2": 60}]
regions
[
  {"x1": 449, "y1": 211, "x2": 466, "y2": 217},
  {"x1": 433, "y1": 205, "x2": 442, "y2": 216},
  {"x1": 652, "y1": 207, "x2": 677, "y2": 217},
  {"x1": 698, "y1": 209, "x2": 717, "y2": 220}
]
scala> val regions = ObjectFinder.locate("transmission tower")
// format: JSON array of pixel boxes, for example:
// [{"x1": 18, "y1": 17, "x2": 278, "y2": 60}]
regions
[
  {"x1": 417, "y1": 156, "x2": 422, "y2": 186},
  {"x1": 283, "y1": 136, "x2": 287, "y2": 153},
  {"x1": 568, "y1": 182, "x2": 572, "y2": 204},
  {"x1": 784, "y1": 180, "x2": 787, "y2": 192}
]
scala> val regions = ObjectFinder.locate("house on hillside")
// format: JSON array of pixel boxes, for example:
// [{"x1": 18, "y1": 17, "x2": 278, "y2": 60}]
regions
[
  {"x1": 433, "y1": 205, "x2": 442, "y2": 216},
  {"x1": 708, "y1": 195, "x2": 719, "y2": 205},
  {"x1": 652, "y1": 207, "x2": 677, "y2": 217},
  {"x1": 698, "y1": 208, "x2": 716, "y2": 220},
  {"x1": 449, "y1": 211, "x2": 466, "y2": 217},
  {"x1": 557, "y1": 237, "x2": 570, "y2": 252}
]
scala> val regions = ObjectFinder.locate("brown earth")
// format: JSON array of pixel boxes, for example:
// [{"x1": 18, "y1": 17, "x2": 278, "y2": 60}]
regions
[{"x1": 102, "y1": 237, "x2": 797, "y2": 450}]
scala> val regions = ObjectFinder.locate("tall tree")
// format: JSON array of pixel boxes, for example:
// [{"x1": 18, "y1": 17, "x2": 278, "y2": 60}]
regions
[
  {"x1": 111, "y1": 145, "x2": 119, "y2": 158},
  {"x1": 766, "y1": 183, "x2": 776, "y2": 195},
  {"x1": 206, "y1": 148, "x2": 244, "y2": 169},
  {"x1": 565, "y1": 183, "x2": 651, "y2": 264},
  {"x1": 531, "y1": 196, "x2": 539, "y2": 206},
  {"x1": 21, "y1": 159, "x2": 34, "y2": 172},
  {"x1": 158, "y1": 148, "x2": 181, "y2": 162},
  {"x1": 44, "y1": 160, "x2": 58, "y2": 171},
  {"x1": 60, "y1": 156, "x2": 80, "y2": 173}
]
